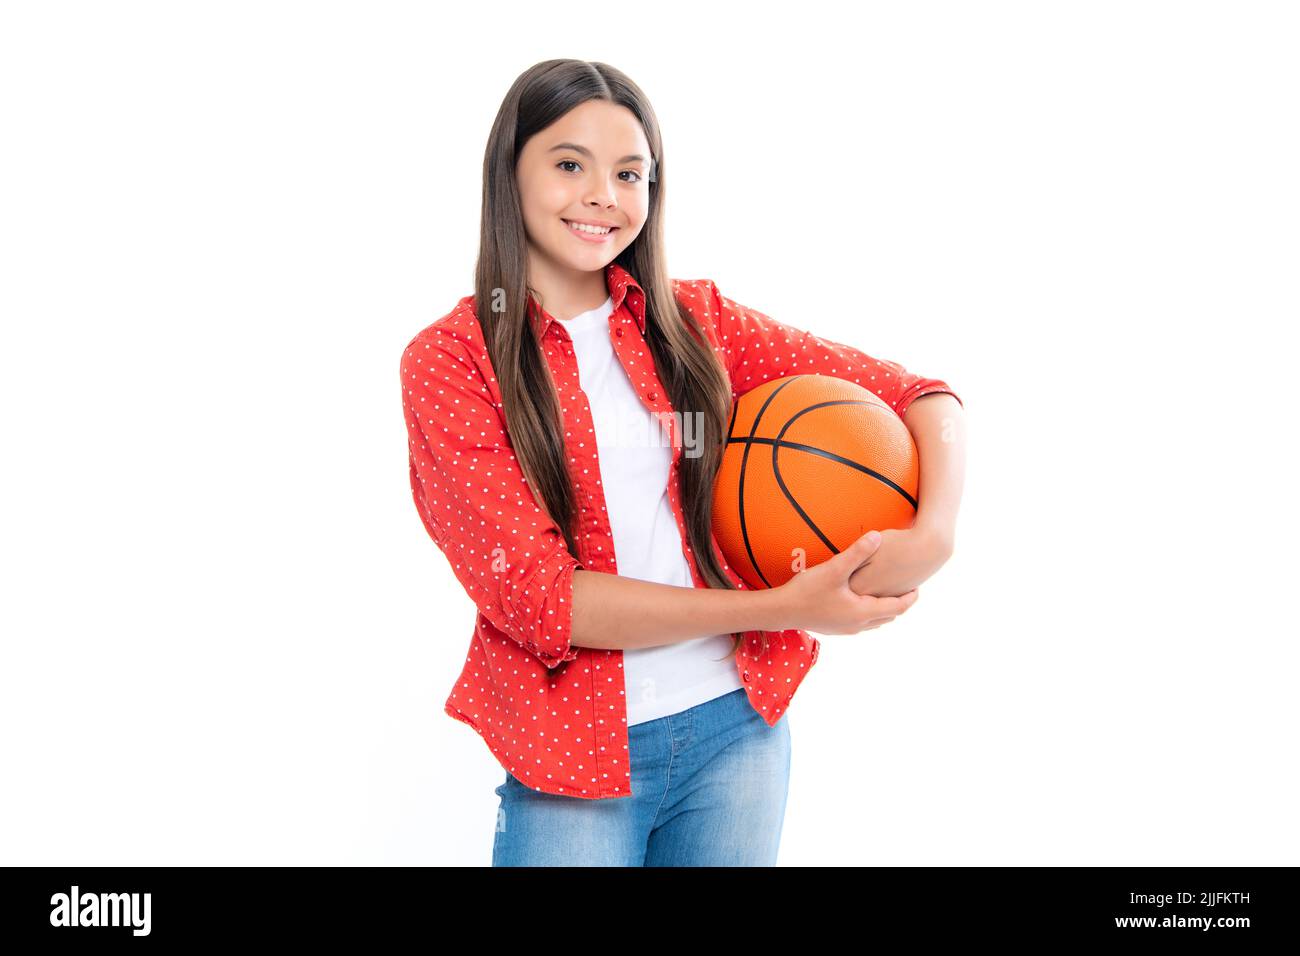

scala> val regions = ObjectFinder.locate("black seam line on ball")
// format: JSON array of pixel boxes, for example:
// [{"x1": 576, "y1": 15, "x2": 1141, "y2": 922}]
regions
[
  {"x1": 770, "y1": 399, "x2": 919, "y2": 554},
  {"x1": 730, "y1": 397, "x2": 919, "y2": 564},
  {"x1": 728, "y1": 399, "x2": 919, "y2": 513},
  {"x1": 737, "y1": 377, "x2": 805, "y2": 589}
]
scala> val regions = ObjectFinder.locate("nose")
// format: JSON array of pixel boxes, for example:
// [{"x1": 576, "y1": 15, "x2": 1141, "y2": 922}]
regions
[{"x1": 584, "y1": 183, "x2": 617, "y2": 209}]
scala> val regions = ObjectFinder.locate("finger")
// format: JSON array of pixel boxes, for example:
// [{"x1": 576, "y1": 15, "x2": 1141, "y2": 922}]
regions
[
  {"x1": 897, "y1": 590, "x2": 919, "y2": 611},
  {"x1": 844, "y1": 530, "x2": 881, "y2": 566},
  {"x1": 875, "y1": 592, "x2": 918, "y2": 616}
]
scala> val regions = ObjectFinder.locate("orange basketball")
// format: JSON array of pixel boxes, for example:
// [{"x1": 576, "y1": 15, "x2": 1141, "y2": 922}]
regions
[{"x1": 711, "y1": 374, "x2": 919, "y2": 590}]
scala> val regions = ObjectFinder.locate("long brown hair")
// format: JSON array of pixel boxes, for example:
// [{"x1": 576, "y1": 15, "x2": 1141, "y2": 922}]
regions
[{"x1": 470, "y1": 59, "x2": 765, "y2": 660}]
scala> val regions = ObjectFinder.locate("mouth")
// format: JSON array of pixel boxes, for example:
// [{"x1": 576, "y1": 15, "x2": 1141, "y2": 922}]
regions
[{"x1": 562, "y1": 218, "x2": 619, "y2": 242}]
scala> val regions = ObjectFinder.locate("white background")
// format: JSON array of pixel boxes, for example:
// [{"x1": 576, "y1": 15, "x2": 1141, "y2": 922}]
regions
[{"x1": 2, "y1": 0, "x2": 1296, "y2": 866}]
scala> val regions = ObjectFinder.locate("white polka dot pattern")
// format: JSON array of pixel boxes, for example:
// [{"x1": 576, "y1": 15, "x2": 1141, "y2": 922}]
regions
[
  {"x1": 694, "y1": 278, "x2": 966, "y2": 418},
  {"x1": 400, "y1": 263, "x2": 962, "y2": 799}
]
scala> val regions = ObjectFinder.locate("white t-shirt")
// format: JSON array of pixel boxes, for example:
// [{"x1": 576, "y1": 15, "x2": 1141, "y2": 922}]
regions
[{"x1": 558, "y1": 295, "x2": 744, "y2": 726}]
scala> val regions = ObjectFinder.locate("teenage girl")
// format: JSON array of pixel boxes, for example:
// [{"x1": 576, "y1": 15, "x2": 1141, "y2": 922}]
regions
[{"x1": 400, "y1": 59, "x2": 965, "y2": 866}]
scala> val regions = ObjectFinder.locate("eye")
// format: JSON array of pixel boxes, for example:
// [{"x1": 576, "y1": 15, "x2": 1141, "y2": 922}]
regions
[{"x1": 556, "y1": 160, "x2": 644, "y2": 184}]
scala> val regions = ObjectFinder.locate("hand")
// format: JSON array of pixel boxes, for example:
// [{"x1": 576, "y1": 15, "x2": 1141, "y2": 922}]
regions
[
  {"x1": 847, "y1": 525, "x2": 952, "y2": 599},
  {"x1": 772, "y1": 530, "x2": 920, "y2": 636}
]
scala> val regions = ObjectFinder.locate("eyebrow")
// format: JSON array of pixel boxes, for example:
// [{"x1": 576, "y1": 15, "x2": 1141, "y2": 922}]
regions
[{"x1": 548, "y1": 142, "x2": 648, "y2": 166}]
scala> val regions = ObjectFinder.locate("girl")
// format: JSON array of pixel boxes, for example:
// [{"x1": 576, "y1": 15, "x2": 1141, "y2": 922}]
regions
[{"x1": 400, "y1": 59, "x2": 965, "y2": 866}]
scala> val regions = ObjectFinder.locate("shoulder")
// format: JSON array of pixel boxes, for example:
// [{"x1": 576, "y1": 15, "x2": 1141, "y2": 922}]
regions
[
  {"x1": 403, "y1": 294, "x2": 482, "y2": 360},
  {"x1": 670, "y1": 277, "x2": 725, "y2": 331},
  {"x1": 399, "y1": 294, "x2": 499, "y2": 389},
  {"x1": 399, "y1": 295, "x2": 506, "y2": 422},
  {"x1": 399, "y1": 296, "x2": 506, "y2": 415},
  {"x1": 671, "y1": 276, "x2": 717, "y2": 308}
]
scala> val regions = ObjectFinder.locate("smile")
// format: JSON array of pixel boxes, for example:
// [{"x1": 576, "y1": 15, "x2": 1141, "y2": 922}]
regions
[{"x1": 563, "y1": 219, "x2": 618, "y2": 241}]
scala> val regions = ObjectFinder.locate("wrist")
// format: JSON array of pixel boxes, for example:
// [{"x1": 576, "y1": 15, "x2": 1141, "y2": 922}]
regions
[{"x1": 750, "y1": 582, "x2": 794, "y2": 632}]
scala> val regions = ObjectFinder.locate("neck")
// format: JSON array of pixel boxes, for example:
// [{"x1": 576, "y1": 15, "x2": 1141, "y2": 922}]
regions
[{"x1": 527, "y1": 252, "x2": 609, "y2": 322}]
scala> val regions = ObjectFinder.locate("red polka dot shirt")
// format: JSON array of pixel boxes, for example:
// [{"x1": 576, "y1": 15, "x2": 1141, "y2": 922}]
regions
[{"x1": 400, "y1": 262, "x2": 962, "y2": 799}]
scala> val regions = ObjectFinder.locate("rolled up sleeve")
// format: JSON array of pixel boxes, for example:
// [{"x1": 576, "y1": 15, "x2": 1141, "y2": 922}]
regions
[{"x1": 400, "y1": 331, "x2": 583, "y2": 669}]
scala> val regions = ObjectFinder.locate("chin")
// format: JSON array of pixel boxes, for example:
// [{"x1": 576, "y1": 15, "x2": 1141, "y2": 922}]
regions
[{"x1": 559, "y1": 245, "x2": 618, "y2": 269}]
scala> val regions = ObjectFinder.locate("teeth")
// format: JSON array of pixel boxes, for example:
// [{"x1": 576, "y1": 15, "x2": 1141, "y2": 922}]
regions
[{"x1": 566, "y1": 220, "x2": 612, "y2": 235}]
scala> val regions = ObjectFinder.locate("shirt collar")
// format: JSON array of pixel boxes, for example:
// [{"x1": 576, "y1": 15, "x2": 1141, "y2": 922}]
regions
[{"x1": 528, "y1": 262, "x2": 647, "y2": 338}]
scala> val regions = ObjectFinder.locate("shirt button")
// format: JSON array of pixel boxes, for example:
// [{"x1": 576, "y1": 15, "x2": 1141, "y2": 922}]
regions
[
  {"x1": 615, "y1": 327, "x2": 624, "y2": 337},
  {"x1": 647, "y1": 391, "x2": 658, "y2": 401},
  {"x1": 742, "y1": 671, "x2": 751, "y2": 682}
]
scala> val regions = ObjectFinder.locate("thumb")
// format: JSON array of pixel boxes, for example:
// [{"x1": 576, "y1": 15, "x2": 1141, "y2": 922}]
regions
[{"x1": 846, "y1": 529, "x2": 881, "y2": 563}]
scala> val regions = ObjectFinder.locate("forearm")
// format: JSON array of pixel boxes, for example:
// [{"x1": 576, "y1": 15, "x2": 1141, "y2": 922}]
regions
[
  {"x1": 901, "y1": 393, "x2": 966, "y2": 550},
  {"x1": 570, "y1": 570, "x2": 785, "y2": 651}
]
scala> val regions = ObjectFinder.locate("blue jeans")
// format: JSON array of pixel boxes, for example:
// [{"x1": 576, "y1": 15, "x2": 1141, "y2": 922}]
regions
[{"x1": 491, "y1": 687, "x2": 792, "y2": 866}]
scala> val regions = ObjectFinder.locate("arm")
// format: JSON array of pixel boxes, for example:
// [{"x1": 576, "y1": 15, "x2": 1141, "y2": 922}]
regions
[
  {"x1": 570, "y1": 570, "x2": 784, "y2": 651},
  {"x1": 844, "y1": 392, "x2": 966, "y2": 598},
  {"x1": 401, "y1": 329, "x2": 786, "y2": 660},
  {"x1": 901, "y1": 392, "x2": 966, "y2": 552},
  {"x1": 693, "y1": 278, "x2": 964, "y2": 418},
  {"x1": 682, "y1": 278, "x2": 966, "y2": 596},
  {"x1": 402, "y1": 331, "x2": 585, "y2": 668}
]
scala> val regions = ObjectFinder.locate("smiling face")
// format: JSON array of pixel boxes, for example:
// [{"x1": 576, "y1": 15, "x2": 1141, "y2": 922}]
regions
[{"x1": 515, "y1": 99, "x2": 652, "y2": 316}]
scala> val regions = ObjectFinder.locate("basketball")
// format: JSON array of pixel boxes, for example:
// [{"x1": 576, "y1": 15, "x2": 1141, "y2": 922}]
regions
[{"x1": 711, "y1": 374, "x2": 920, "y2": 590}]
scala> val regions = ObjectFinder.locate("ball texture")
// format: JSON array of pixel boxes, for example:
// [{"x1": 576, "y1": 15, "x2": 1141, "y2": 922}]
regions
[{"x1": 712, "y1": 374, "x2": 919, "y2": 590}]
